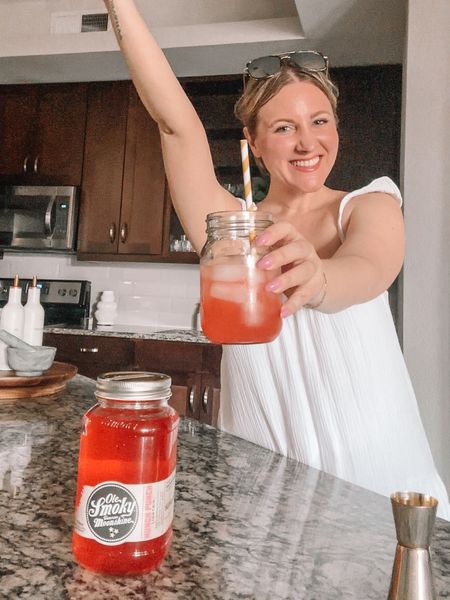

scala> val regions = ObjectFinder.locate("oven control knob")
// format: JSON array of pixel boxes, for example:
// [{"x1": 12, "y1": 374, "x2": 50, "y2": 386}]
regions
[
  {"x1": 69, "y1": 289, "x2": 78, "y2": 297},
  {"x1": 58, "y1": 288, "x2": 67, "y2": 297}
]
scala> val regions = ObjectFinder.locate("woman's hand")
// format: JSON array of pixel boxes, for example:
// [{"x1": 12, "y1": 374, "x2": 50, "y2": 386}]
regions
[{"x1": 256, "y1": 221, "x2": 326, "y2": 317}]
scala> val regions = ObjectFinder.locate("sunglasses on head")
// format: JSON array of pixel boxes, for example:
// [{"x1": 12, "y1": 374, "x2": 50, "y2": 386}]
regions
[{"x1": 244, "y1": 50, "x2": 329, "y2": 82}]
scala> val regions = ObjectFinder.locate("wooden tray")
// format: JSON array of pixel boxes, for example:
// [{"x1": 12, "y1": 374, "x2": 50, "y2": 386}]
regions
[{"x1": 0, "y1": 361, "x2": 78, "y2": 399}]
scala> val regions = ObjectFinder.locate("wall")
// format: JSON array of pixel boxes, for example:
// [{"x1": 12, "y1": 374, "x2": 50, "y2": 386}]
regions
[
  {"x1": 0, "y1": 0, "x2": 404, "y2": 85},
  {"x1": 0, "y1": 254, "x2": 200, "y2": 329},
  {"x1": 402, "y1": 0, "x2": 450, "y2": 490},
  {"x1": 0, "y1": 0, "x2": 304, "y2": 84}
]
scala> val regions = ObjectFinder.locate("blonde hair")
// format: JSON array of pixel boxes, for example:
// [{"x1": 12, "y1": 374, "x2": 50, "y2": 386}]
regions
[{"x1": 234, "y1": 66, "x2": 339, "y2": 174}]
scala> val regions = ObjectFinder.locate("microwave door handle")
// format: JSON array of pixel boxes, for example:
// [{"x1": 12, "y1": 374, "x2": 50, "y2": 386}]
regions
[{"x1": 44, "y1": 196, "x2": 57, "y2": 237}]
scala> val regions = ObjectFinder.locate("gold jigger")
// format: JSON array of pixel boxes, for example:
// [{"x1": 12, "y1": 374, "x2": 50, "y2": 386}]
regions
[{"x1": 388, "y1": 491, "x2": 438, "y2": 600}]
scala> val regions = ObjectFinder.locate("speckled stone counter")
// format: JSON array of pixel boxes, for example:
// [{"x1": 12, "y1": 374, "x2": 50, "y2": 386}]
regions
[
  {"x1": 1, "y1": 376, "x2": 449, "y2": 600},
  {"x1": 44, "y1": 325, "x2": 210, "y2": 344}
]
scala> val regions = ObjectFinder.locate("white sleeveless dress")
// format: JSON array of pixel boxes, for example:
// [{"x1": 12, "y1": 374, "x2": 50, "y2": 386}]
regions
[{"x1": 218, "y1": 177, "x2": 450, "y2": 520}]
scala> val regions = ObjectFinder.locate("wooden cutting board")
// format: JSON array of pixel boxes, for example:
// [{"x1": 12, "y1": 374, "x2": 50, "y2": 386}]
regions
[{"x1": 0, "y1": 361, "x2": 78, "y2": 400}]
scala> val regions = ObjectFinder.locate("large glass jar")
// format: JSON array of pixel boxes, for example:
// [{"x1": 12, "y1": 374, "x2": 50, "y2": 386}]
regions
[
  {"x1": 72, "y1": 372, "x2": 179, "y2": 576},
  {"x1": 200, "y1": 210, "x2": 282, "y2": 344}
]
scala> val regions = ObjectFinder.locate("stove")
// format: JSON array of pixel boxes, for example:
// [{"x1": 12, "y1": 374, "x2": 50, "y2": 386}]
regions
[{"x1": 0, "y1": 278, "x2": 91, "y2": 327}]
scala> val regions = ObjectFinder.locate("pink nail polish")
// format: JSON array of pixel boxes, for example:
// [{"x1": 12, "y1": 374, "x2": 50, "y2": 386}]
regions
[
  {"x1": 258, "y1": 257, "x2": 272, "y2": 269},
  {"x1": 256, "y1": 235, "x2": 269, "y2": 246},
  {"x1": 280, "y1": 306, "x2": 291, "y2": 318},
  {"x1": 266, "y1": 280, "x2": 279, "y2": 292}
]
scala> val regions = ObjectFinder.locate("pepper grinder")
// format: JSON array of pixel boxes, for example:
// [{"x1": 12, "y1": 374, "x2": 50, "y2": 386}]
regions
[{"x1": 388, "y1": 491, "x2": 438, "y2": 600}]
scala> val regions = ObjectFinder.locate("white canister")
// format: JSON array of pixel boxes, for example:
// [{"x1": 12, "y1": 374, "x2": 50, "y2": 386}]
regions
[{"x1": 94, "y1": 291, "x2": 118, "y2": 325}]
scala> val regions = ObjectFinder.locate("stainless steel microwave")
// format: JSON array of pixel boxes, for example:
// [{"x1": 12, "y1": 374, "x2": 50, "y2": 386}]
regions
[{"x1": 0, "y1": 185, "x2": 78, "y2": 252}]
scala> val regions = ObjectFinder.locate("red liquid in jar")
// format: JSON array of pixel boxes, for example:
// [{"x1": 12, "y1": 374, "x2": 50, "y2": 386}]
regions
[
  {"x1": 72, "y1": 404, "x2": 179, "y2": 575},
  {"x1": 200, "y1": 262, "x2": 282, "y2": 344}
]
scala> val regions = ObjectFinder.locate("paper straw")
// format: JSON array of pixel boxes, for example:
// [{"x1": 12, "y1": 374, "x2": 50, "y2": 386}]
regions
[{"x1": 240, "y1": 139, "x2": 253, "y2": 209}]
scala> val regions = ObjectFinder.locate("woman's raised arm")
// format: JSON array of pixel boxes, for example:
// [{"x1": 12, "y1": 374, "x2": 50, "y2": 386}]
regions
[{"x1": 103, "y1": 0, "x2": 239, "y2": 251}]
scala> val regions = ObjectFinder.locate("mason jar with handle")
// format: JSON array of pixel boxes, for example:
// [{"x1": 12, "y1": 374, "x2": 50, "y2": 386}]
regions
[{"x1": 200, "y1": 210, "x2": 282, "y2": 344}]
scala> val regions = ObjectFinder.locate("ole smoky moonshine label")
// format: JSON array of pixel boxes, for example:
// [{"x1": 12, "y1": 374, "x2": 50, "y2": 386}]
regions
[{"x1": 74, "y1": 473, "x2": 176, "y2": 545}]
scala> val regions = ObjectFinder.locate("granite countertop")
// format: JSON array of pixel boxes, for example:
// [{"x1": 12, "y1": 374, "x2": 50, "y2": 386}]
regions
[
  {"x1": 1, "y1": 376, "x2": 449, "y2": 600},
  {"x1": 44, "y1": 324, "x2": 210, "y2": 344}
]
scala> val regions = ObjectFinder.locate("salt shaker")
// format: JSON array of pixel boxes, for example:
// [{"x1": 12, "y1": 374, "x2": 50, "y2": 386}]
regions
[{"x1": 94, "y1": 291, "x2": 118, "y2": 325}]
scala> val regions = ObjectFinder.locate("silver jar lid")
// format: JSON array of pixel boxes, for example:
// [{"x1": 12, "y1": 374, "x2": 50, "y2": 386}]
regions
[
  {"x1": 206, "y1": 210, "x2": 273, "y2": 230},
  {"x1": 95, "y1": 371, "x2": 172, "y2": 401}
]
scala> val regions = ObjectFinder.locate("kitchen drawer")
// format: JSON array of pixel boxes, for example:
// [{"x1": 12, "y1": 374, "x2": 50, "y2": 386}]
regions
[
  {"x1": 134, "y1": 339, "x2": 204, "y2": 420},
  {"x1": 44, "y1": 333, "x2": 222, "y2": 425},
  {"x1": 134, "y1": 339, "x2": 220, "y2": 423},
  {"x1": 44, "y1": 333, "x2": 135, "y2": 379},
  {"x1": 134, "y1": 339, "x2": 204, "y2": 374}
]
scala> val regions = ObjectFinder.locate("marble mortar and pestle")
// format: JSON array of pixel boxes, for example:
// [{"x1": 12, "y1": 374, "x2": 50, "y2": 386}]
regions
[{"x1": 0, "y1": 330, "x2": 56, "y2": 377}]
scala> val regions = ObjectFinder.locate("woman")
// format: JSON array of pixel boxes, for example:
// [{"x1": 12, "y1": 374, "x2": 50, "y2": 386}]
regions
[{"x1": 104, "y1": 0, "x2": 450, "y2": 518}]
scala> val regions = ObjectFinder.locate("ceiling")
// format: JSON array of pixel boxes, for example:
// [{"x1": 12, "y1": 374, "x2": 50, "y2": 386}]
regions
[{"x1": 0, "y1": 0, "x2": 407, "y2": 84}]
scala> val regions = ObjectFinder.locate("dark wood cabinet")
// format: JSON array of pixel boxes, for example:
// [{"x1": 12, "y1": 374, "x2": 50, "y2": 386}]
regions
[
  {"x1": 134, "y1": 339, "x2": 221, "y2": 425},
  {"x1": 0, "y1": 83, "x2": 88, "y2": 185},
  {"x1": 43, "y1": 332, "x2": 222, "y2": 425},
  {"x1": 0, "y1": 86, "x2": 36, "y2": 182},
  {"x1": 327, "y1": 65, "x2": 402, "y2": 191},
  {"x1": 197, "y1": 344, "x2": 222, "y2": 426},
  {"x1": 181, "y1": 76, "x2": 244, "y2": 188},
  {"x1": 134, "y1": 339, "x2": 204, "y2": 420},
  {"x1": 155, "y1": 75, "x2": 245, "y2": 265},
  {"x1": 120, "y1": 87, "x2": 166, "y2": 255},
  {"x1": 77, "y1": 81, "x2": 128, "y2": 255},
  {"x1": 43, "y1": 333, "x2": 135, "y2": 380},
  {"x1": 77, "y1": 82, "x2": 166, "y2": 259},
  {"x1": 156, "y1": 188, "x2": 199, "y2": 264}
]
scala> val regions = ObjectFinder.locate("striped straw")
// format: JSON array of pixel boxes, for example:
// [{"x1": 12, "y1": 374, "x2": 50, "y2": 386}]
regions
[{"x1": 240, "y1": 139, "x2": 253, "y2": 210}]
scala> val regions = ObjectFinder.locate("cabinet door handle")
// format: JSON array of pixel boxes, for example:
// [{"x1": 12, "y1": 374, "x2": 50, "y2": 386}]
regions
[
  {"x1": 188, "y1": 387, "x2": 195, "y2": 411},
  {"x1": 79, "y1": 347, "x2": 99, "y2": 353},
  {"x1": 109, "y1": 223, "x2": 116, "y2": 243},
  {"x1": 202, "y1": 386, "x2": 210, "y2": 411},
  {"x1": 120, "y1": 223, "x2": 128, "y2": 243},
  {"x1": 33, "y1": 155, "x2": 39, "y2": 174},
  {"x1": 23, "y1": 155, "x2": 30, "y2": 173}
]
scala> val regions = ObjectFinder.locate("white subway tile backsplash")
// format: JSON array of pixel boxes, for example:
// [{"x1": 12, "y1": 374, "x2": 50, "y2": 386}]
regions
[
  {"x1": 157, "y1": 311, "x2": 193, "y2": 329},
  {"x1": 108, "y1": 264, "x2": 161, "y2": 283},
  {"x1": 114, "y1": 280, "x2": 137, "y2": 296},
  {"x1": 0, "y1": 259, "x2": 11, "y2": 277},
  {"x1": 186, "y1": 281, "x2": 201, "y2": 298},
  {"x1": 117, "y1": 310, "x2": 158, "y2": 326},
  {"x1": 1, "y1": 254, "x2": 61, "y2": 278},
  {"x1": 171, "y1": 297, "x2": 198, "y2": 314},
  {"x1": 158, "y1": 264, "x2": 200, "y2": 284},
  {"x1": 143, "y1": 281, "x2": 185, "y2": 298},
  {"x1": 64, "y1": 261, "x2": 109, "y2": 282},
  {"x1": 0, "y1": 254, "x2": 199, "y2": 330},
  {"x1": 118, "y1": 295, "x2": 169, "y2": 312}
]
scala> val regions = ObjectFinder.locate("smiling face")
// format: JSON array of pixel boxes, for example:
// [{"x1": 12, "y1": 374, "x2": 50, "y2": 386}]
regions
[{"x1": 246, "y1": 79, "x2": 339, "y2": 194}]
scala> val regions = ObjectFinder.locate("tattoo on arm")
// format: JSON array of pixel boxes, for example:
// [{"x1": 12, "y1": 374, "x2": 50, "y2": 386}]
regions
[{"x1": 106, "y1": 0, "x2": 123, "y2": 41}]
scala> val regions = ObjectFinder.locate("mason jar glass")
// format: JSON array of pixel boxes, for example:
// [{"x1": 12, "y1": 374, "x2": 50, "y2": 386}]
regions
[
  {"x1": 200, "y1": 210, "x2": 282, "y2": 344},
  {"x1": 72, "y1": 371, "x2": 179, "y2": 575}
]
